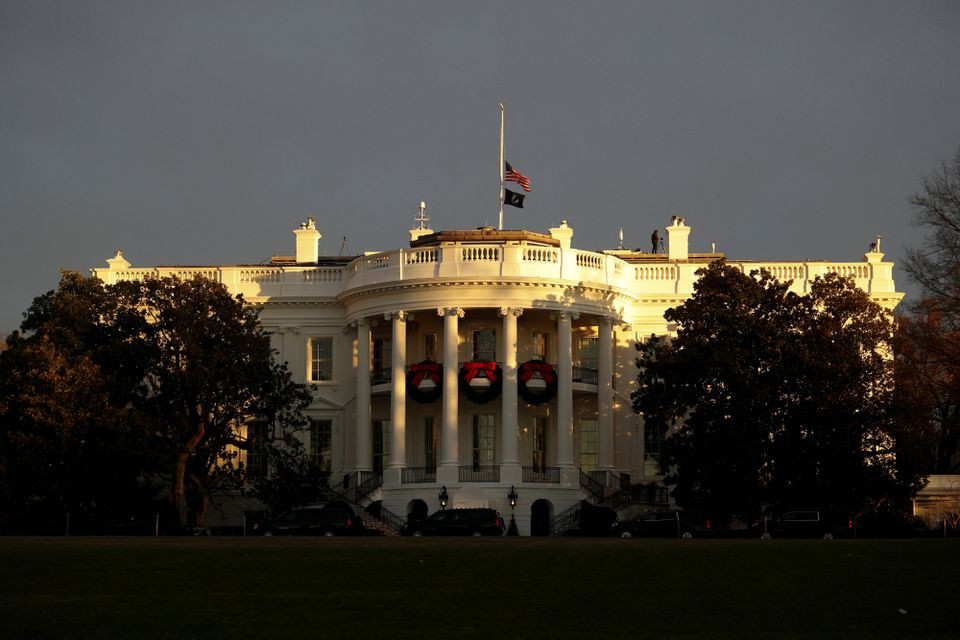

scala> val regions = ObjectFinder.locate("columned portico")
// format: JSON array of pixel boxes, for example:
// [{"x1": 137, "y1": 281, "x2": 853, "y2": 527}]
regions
[
  {"x1": 499, "y1": 306, "x2": 523, "y2": 484},
  {"x1": 355, "y1": 318, "x2": 372, "y2": 472},
  {"x1": 597, "y1": 316, "x2": 614, "y2": 470},
  {"x1": 556, "y1": 311, "x2": 577, "y2": 480},
  {"x1": 386, "y1": 310, "x2": 410, "y2": 485},
  {"x1": 438, "y1": 307, "x2": 463, "y2": 484}
]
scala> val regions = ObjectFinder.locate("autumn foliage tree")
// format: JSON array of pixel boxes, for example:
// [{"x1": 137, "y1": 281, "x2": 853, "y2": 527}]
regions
[
  {"x1": 633, "y1": 261, "x2": 922, "y2": 524},
  {"x1": 0, "y1": 272, "x2": 313, "y2": 528},
  {"x1": 900, "y1": 146, "x2": 960, "y2": 474}
]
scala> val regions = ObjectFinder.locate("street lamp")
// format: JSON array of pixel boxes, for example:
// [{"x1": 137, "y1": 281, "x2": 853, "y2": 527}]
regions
[
  {"x1": 508, "y1": 485, "x2": 518, "y2": 509},
  {"x1": 439, "y1": 485, "x2": 448, "y2": 510}
]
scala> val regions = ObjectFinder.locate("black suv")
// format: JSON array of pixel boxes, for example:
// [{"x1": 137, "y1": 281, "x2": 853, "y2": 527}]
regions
[
  {"x1": 253, "y1": 505, "x2": 370, "y2": 537},
  {"x1": 405, "y1": 508, "x2": 505, "y2": 537},
  {"x1": 759, "y1": 509, "x2": 852, "y2": 540},
  {"x1": 613, "y1": 510, "x2": 709, "y2": 539}
]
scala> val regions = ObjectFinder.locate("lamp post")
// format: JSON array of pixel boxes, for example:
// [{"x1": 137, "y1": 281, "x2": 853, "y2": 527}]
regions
[
  {"x1": 439, "y1": 486, "x2": 448, "y2": 510},
  {"x1": 506, "y1": 485, "x2": 519, "y2": 536}
]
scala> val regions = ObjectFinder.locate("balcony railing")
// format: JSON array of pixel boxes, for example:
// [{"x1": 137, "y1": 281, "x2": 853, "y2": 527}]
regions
[
  {"x1": 401, "y1": 466, "x2": 437, "y2": 484},
  {"x1": 572, "y1": 366, "x2": 598, "y2": 384},
  {"x1": 522, "y1": 466, "x2": 561, "y2": 484},
  {"x1": 459, "y1": 465, "x2": 500, "y2": 483}
]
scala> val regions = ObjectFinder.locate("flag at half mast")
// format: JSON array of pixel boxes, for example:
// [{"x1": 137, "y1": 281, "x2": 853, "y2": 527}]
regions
[{"x1": 505, "y1": 161, "x2": 531, "y2": 192}]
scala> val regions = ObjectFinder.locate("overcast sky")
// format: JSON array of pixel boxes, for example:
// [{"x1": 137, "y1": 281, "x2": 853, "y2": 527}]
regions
[{"x1": 2, "y1": 1, "x2": 959, "y2": 330}]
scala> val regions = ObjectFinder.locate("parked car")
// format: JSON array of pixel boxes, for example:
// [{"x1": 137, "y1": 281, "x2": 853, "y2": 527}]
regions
[
  {"x1": 253, "y1": 504, "x2": 371, "y2": 537},
  {"x1": 404, "y1": 508, "x2": 505, "y2": 537},
  {"x1": 613, "y1": 510, "x2": 709, "y2": 539},
  {"x1": 757, "y1": 508, "x2": 853, "y2": 540}
]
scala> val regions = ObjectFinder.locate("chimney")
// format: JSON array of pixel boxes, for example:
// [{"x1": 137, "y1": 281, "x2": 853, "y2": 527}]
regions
[
  {"x1": 549, "y1": 219, "x2": 574, "y2": 249},
  {"x1": 294, "y1": 217, "x2": 322, "y2": 263},
  {"x1": 666, "y1": 216, "x2": 690, "y2": 261}
]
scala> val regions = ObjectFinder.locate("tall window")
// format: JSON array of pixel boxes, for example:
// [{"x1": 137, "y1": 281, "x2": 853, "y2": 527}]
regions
[
  {"x1": 532, "y1": 417, "x2": 548, "y2": 471},
  {"x1": 246, "y1": 421, "x2": 269, "y2": 478},
  {"x1": 309, "y1": 419, "x2": 332, "y2": 474},
  {"x1": 373, "y1": 338, "x2": 392, "y2": 378},
  {"x1": 578, "y1": 336, "x2": 598, "y2": 370},
  {"x1": 373, "y1": 420, "x2": 391, "y2": 475},
  {"x1": 579, "y1": 419, "x2": 599, "y2": 471},
  {"x1": 423, "y1": 333, "x2": 438, "y2": 361},
  {"x1": 644, "y1": 422, "x2": 665, "y2": 476},
  {"x1": 310, "y1": 337, "x2": 333, "y2": 382},
  {"x1": 473, "y1": 330, "x2": 496, "y2": 361},
  {"x1": 472, "y1": 414, "x2": 496, "y2": 470},
  {"x1": 424, "y1": 416, "x2": 437, "y2": 471},
  {"x1": 532, "y1": 331, "x2": 549, "y2": 361}
]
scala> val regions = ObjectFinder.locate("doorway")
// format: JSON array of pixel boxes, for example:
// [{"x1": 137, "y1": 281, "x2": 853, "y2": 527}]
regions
[{"x1": 530, "y1": 499, "x2": 553, "y2": 536}]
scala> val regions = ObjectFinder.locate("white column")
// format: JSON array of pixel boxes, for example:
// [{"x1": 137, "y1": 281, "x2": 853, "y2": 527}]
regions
[
  {"x1": 597, "y1": 317, "x2": 614, "y2": 470},
  {"x1": 556, "y1": 311, "x2": 577, "y2": 476},
  {"x1": 499, "y1": 307, "x2": 522, "y2": 479},
  {"x1": 355, "y1": 318, "x2": 372, "y2": 472},
  {"x1": 438, "y1": 307, "x2": 463, "y2": 484},
  {"x1": 386, "y1": 311, "x2": 409, "y2": 485}
]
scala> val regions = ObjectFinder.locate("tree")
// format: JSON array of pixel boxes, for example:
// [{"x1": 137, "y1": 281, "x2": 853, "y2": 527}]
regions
[
  {"x1": 900, "y1": 146, "x2": 960, "y2": 474},
  {"x1": 904, "y1": 147, "x2": 960, "y2": 326},
  {"x1": 250, "y1": 435, "x2": 332, "y2": 517},
  {"x1": 0, "y1": 272, "x2": 314, "y2": 529},
  {"x1": 0, "y1": 273, "x2": 157, "y2": 522},
  {"x1": 632, "y1": 261, "x2": 919, "y2": 524}
]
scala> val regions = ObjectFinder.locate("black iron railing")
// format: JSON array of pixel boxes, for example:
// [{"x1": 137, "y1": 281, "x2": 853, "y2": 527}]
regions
[
  {"x1": 459, "y1": 465, "x2": 500, "y2": 482},
  {"x1": 580, "y1": 469, "x2": 604, "y2": 502},
  {"x1": 401, "y1": 466, "x2": 437, "y2": 484},
  {"x1": 572, "y1": 366, "x2": 598, "y2": 384},
  {"x1": 550, "y1": 501, "x2": 584, "y2": 536},
  {"x1": 522, "y1": 465, "x2": 560, "y2": 483}
]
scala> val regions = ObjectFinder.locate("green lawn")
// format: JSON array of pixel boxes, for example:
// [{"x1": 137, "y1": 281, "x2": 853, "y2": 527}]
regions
[{"x1": 0, "y1": 537, "x2": 956, "y2": 639}]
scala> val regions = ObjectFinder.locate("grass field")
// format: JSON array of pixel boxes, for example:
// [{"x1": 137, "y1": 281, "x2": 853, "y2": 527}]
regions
[{"x1": 0, "y1": 537, "x2": 957, "y2": 639}]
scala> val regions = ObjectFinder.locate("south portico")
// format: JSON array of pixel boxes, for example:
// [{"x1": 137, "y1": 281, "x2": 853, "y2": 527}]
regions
[{"x1": 349, "y1": 302, "x2": 621, "y2": 489}]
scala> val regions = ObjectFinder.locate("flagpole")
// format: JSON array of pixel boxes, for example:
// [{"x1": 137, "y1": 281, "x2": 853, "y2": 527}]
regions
[{"x1": 498, "y1": 102, "x2": 505, "y2": 231}]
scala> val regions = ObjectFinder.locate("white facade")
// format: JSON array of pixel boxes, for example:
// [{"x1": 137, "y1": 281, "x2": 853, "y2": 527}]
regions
[{"x1": 92, "y1": 218, "x2": 903, "y2": 534}]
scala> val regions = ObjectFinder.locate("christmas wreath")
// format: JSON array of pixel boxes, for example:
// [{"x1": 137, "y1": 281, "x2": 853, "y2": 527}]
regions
[
  {"x1": 518, "y1": 360, "x2": 558, "y2": 405},
  {"x1": 458, "y1": 361, "x2": 503, "y2": 404},
  {"x1": 406, "y1": 360, "x2": 443, "y2": 404}
]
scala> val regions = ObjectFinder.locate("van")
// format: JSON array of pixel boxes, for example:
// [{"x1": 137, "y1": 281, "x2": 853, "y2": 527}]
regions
[
  {"x1": 405, "y1": 508, "x2": 505, "y2": 537},
  {"x1": 253, "y1": 505, "x2": 369, "y2": 537}
]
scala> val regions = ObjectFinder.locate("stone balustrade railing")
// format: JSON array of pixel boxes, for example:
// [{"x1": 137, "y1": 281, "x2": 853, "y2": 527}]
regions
[
  {"x1": 93, "y1": 243, "x2": 898, "y2": 301},
  {"x1": 91, "y1": 265, "x2": 346, "y2": 299}
]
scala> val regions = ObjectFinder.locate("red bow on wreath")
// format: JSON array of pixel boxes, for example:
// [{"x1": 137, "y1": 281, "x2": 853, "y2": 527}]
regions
[
  {"x1": 520, "y1": 361, "x2": 556, "y2": 384},
  {"x1": 461, "y1": 361, "x2": 499, "y2": 383},
  {"x1": 409, "y1": 361, "x2": 441, "y2": 387}
]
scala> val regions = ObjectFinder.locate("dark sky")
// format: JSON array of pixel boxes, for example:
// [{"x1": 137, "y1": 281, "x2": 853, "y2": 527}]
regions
[{"x1": 2, "y1": 1, "x2": 959, "y2": 330}]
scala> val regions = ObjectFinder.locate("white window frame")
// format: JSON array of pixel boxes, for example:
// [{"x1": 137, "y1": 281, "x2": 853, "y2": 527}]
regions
[{"x1": 309, "y1": 336, "x2": 334, "y2": 382}]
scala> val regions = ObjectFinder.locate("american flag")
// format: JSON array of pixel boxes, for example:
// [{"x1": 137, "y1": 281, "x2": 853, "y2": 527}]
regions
[{"x1": 505, "y1": 161, "x2": 531, "y2": 192}]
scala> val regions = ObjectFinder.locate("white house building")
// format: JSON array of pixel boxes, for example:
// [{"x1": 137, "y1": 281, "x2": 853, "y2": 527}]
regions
[{"x1": 92, "y1": 216, "x2": 903, "y2": 535}]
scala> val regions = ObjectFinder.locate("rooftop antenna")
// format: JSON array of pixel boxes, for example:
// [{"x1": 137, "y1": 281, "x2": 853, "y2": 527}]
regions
[
  {"x1": 618, "y1": 227, "x2": 624, "y2": 250},
  {"x1": 339, "y1": 236, "x2": 349, "y2": 256},
  {"x1": 415, "y1": 200, "x2": 429, "y2": 230}
]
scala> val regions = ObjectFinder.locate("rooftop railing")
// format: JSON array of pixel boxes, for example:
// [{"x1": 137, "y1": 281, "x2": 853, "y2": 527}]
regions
[{"x1": 93, "y1": 243, "x2": 898, "y2": 302}]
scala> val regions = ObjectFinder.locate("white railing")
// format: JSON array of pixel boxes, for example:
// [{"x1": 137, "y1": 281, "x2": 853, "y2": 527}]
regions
[
  {"x1": 461, "y1": 246, "x2": 500, "y2": 262},
  {"x1": 239, "y1": 268, "x2": 282, "y2": 284},
  {"x1": 635, "y1": 266, "x2": 676, "y2": 281},
  {"x1": 576, "y1": 251, "x2": 603, "y2": 270},
  {"x1": 523, "y1": 247, "x2": 558, "y2": 263},
  {"x1": 96, "y1": 245, "x2": 893, "y2": 301},
  {"x1": 405, "y1": 249, "x2": 438, "y2": 265}
]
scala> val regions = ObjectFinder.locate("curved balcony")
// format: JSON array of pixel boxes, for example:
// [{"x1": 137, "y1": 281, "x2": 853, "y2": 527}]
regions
[{"x1": 345, "y1": 243, "x2": 634, "y2": 292}]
